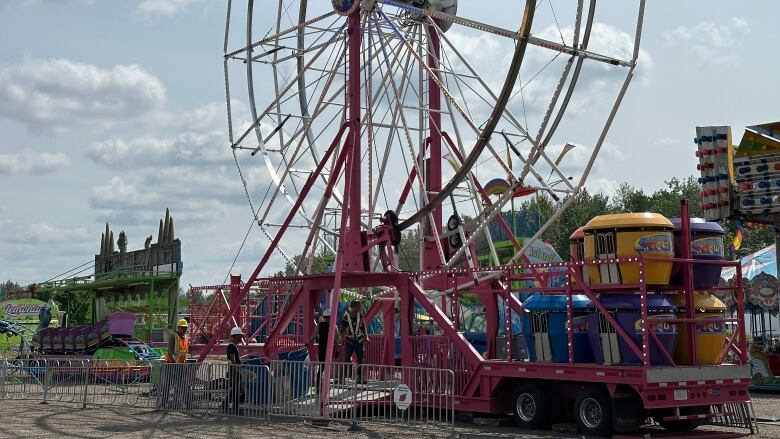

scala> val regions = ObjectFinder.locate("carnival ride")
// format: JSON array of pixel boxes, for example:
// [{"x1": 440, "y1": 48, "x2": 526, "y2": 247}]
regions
[
  {"x1": 171, "y1": 1, "x2": 760, "y2": 436},
  {"x1": 721, "y1": 243, "x2": 780, "y2": 390},
  {"x1": 0, "y1": 298, "x2": 161, "y2": 363},
  {"x1": 30, "y1": 312, "x2": 163, "y2": 362},
  {"x1": 30, "y1": 211, "x2": 182, "y2": 344},
  {"x1": 692, "y1": 120, "x2": 780, "y2": 394}
]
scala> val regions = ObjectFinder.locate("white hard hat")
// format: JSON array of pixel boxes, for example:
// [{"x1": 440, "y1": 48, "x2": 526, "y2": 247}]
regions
[
  {"x1": 322, "y1": 309, "x2": 331, "y2": 317},
  {"x1": 230, "y1": 327, "x2": 244, "y2": 336}
]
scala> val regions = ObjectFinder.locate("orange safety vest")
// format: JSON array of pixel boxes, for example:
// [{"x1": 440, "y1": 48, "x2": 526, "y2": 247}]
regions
[{"x1": 164, "y1": 334, "x2": 189, "y2": 363}]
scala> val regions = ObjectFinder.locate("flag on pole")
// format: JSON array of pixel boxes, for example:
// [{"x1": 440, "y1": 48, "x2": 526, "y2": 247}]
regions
[{"x1": 732, "y1": 227, "x2": 743, "y2": 251}]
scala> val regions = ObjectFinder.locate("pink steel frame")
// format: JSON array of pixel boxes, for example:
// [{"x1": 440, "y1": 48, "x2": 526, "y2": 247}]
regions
[{"x1": 196, "y1": 5, "x2": 750, "y2": 415}]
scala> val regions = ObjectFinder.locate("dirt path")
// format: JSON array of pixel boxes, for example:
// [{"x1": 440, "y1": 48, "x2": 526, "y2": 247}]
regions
[{"x1": 1, "y1": 395, "x2": 776, "y2": 439}]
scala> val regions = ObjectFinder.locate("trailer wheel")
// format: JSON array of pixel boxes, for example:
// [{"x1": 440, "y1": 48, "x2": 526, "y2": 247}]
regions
[
  {"x1": 574, "y1": 387, "x2": 613, "y2": 437},
  {"x1": 512, "y1": 383, "x2": 552, "y2": 429}
]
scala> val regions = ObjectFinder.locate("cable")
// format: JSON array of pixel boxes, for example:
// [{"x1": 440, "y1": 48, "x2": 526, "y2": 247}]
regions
[{"x1": 43, "y1": 259, "x2": 94, "y2": 283}]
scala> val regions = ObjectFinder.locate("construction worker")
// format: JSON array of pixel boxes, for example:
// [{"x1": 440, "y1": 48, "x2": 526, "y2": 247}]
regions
[
  {"x1": 159, "y1": 318, "x2": 189, "y2": 409},
  {"x1": 164, "y1": 318, "x2": 189, "y2": 363},
  {"x1": 340, "y1": 300, "x2": 366, "y2": 384},
  {"x1": 306, "y1": 309, "x2": 334, "y2": 391},
  {"x1": 223, "y1": 326, "x2": 243, "y2": 415}
]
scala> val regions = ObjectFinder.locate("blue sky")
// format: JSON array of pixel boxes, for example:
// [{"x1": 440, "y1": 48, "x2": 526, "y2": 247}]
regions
[{"x1": 1, "y1": 0, "x2": 778, "y2": 287}]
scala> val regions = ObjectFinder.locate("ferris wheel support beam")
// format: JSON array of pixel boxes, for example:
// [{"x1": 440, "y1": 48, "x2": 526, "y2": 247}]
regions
[
  {"x1": 422, "y1": 24, "x2": 444, "y2": 271},
  {"x1": 341, "y1": 10, "x2": 367, "y2": 273}
]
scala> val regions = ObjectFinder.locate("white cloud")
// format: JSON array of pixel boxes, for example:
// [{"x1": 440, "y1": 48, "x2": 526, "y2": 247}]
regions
[
  {"x1": 0, "y1": 151, "x2": 70, "y2": 175},
  {"x1": 137, "y1": 0, "x2": 199, "y2": 19},
  {"x1": 5, "y1": 223, "x2": 88, "y2": 245},
  {"x1": 586, "y1": 23, "x2": 654, "y2": 71},
  {"x1": 663, "y1": 17, "x2": 749, "y2": 64},
  {"x1": 87, "y1": 131, "x2": 230, "y2": 169},
  {"x1": 89, "y1": 176, "x2": 163, "y2": 210},
  {"x1": 0, "y1": 58, "x2": 166, "y2": 133},
  {"x1": 584, "y1": 177, "x2": 621, "y2": 197}
]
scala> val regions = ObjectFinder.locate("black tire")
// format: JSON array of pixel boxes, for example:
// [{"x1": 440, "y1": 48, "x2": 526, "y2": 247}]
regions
[
  {"x1": 574, "y1": 387, "x2": 613, "y2": 437},
  {"x1": 511, "y1": 383, "x2": 552, "y2": 429}
]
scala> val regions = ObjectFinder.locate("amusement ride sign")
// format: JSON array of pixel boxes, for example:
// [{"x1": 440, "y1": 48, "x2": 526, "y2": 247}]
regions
[
  {"x1": 0, "y1": 299, "x2": 59, "y2": 356},
  {"x1": 393, "y1": 384, "x2": 413, "y2": 410}
]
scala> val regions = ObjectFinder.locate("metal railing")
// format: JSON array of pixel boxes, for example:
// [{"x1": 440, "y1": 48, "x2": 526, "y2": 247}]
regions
[
  {"x1": 0, "y1": 359, "x2": 155, "y2": 409},
  {"x1": 1, "y1": 358, "x2": 454, "y2": 430},
  {"x1": 706, "y1": 401, "x2": 759, "y2": 434}
]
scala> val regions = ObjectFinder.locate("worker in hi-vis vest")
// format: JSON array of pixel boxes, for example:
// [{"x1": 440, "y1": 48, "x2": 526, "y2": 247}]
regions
[
  {"x1": 158, "y1": 318, "x2": 190, "y2": 410},
  {"x1": 165, "y1": 319, "x2": 189, "y2": 363}
]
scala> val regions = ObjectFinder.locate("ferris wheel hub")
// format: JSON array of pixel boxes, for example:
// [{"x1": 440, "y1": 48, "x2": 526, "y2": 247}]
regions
[
  {"x1": 390, "y1": 0, "x2": 458, "y2": 32},
  {"x1": 331, "y1": 0, "x2": 360, "y2": 16}
]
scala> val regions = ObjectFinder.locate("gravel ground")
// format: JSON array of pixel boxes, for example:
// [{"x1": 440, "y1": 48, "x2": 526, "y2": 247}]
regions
[{"x1": 1, "y1": 394, "x2": 778, "y2": 439}]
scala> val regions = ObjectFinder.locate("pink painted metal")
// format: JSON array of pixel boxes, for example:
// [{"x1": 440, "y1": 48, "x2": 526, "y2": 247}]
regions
[
  {"x1": 194, "y1": 4, "x2": 750, "y2": 423},
  {"x1": 189, "y1": 251, "x2": 750, "y2": 414},
  {"x1": 422, "y1": 24, "x2": 443, "y2": 271}
]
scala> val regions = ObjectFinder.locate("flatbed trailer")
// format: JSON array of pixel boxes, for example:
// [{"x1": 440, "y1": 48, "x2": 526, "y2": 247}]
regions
[{"x1": 190, "y1": 208, "x2": 753, "y2": 436}]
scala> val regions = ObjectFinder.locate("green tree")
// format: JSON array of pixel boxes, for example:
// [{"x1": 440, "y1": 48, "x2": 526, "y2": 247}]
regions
[
  {"x1": 720, "y1": 219, "x2": 775, "y2": 261},
  {"x1": 396, "y1": 228, "x2": 421, "y2": 271},
  {"x1": 0, "y1": 280, "x2": 22, "y2": 300},
  {"x1": 545, "y1": 190, "x2": 612, "y2": 258},
  {"x1": 273, "y1": 250, "x2": 333, "y2": 277}
]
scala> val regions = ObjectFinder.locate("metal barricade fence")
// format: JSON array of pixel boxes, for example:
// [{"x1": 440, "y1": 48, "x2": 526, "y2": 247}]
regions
[
  {"x1": 268, "y1": 359, "x2": 357, "y2": 422},
  {"x1": 154, "y1": 362, "x2": 211, "y2": 415},
  {"x1": 153, "y1": 362, "x2": 272, "y2": 421},
  {"x1": 85, "y1": 360, "x2": 157, "y2": 408},
  {"x1": 207, "y1": 362, "x2": 271, "y2": 420},
  {"x1": 706, "y1": 401, "x2": 759, "y2": 434},
  {"x1": 43, "y1": 359, "x2": 90, "y2": 406},
  {"x1": 1, "y1": 358, "x2": 49, "y2": 402},
  {"x1": 0, "y1": 358, "x2": 160, "y2": 409},
  {"x1": 1, "y1": 358, "x2": 454, "y2": 430},
  {"x1": 359, "y1": 363, "x2": 455, "y2": 427}
]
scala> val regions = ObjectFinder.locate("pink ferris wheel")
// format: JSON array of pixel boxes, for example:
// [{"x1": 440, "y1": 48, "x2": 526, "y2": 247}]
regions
[{"x1": 212, "y1": 0, "x2": 646, "y2": 360}]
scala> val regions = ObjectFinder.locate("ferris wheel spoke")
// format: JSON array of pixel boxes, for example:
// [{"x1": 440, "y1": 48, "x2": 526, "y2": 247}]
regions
[
  {"x1": 371, "y1": 26, "x2": 422, "y2": 220},
  {"x1": 429, "y1": 10, "x2": 581, "y2": 200},
  {"x1": 504, "y1": 4, "x2": 646, "y2": 268},
  {"x1": 372, "y1": 14, "x2": 431, "y2": 207},
  {"x1": 226, "y1": 9, "x2": 339, "y2": 59},
  {"x1": 379, "y1": 0, "x2": 631, "y2": 68},
  {"x1": 537, "y1": 0, "x2": 596, "y2": 164},
  {"x1": 390, "y1": 22, "x2": 522, "y2": 191},
  {"x1": 253, "y1": 40, "x2": 349, "y2": 228},
  {"x1": 428, "y1": 19, "x2": 532, "y2": 141},
  {"x1": 258, "y1": 28, "x2": 412, "y2": 227},
  {"x1": 500, "y1": 132, "x2": 568, "y2": 199},
  {"x1": 378, "y1": 9, "x2": 530, "y2": 199},
  {"x1": 222, "y1": 0, "x2": 647, "y2": 282},
  {"x1": 238, "y1": 27, "x2": 345, "y2": 154},
  {"x1": 372, "y1": 15, "x2": 452, "y2": 267}
]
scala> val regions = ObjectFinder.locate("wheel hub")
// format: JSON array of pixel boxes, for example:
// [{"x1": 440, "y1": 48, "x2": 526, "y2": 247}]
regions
[
  {"x1": 580, "y1": 397, "x2": 603, "y2": 429},
  {"x1": 391, "y1": 0, "x2": 458, "y2": 31},
  {"x1": 332, "y1": 0, "x2": 360, "y2": 16},
  {"x1": 516, "y1": 392, "x2": 537, "y2": 422}
]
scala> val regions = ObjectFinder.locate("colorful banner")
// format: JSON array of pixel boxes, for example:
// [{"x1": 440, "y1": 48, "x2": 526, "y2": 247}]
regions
[{"x1": 0, "y1": 299, "x2": 59, "y2": 356}]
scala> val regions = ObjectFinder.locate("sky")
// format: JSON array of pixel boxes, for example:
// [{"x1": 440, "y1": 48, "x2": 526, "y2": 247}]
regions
[{"x1": 1, "y1": 0, "x2": 778, "y2": 288}]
